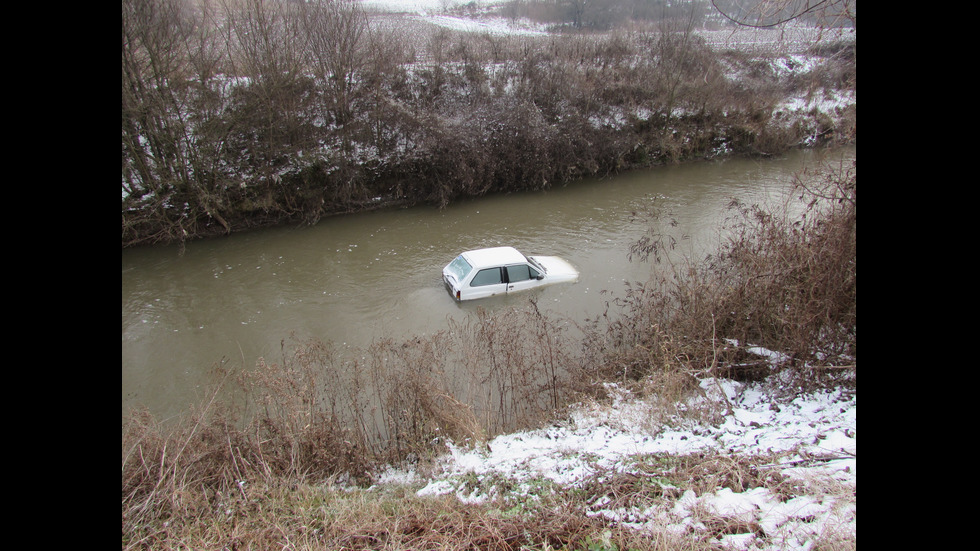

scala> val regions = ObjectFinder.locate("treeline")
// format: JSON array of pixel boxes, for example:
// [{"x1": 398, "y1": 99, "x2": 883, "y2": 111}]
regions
[{"x1": 121, "y1": 0, "x2": 855, "y2": 247}]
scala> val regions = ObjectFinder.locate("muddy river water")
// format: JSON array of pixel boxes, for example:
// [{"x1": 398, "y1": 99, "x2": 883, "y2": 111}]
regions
[{"x1": 122, "y1": 146, "x2": 855, "y2": 422}]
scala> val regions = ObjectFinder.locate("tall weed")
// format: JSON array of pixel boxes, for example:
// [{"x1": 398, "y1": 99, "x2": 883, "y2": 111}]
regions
[
  {"x1": 122, "y1": 299, "x2": 581, "y2": 534},
  {"x1": 582, "y1": 158, "x2": 855, "y2": 395}
]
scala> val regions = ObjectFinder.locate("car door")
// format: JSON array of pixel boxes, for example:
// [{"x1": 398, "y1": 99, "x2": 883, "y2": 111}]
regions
[
  {"x1": 504, "y1": 264, "x2": 541, "y2": 294},
  {"x1": 466, "y1": 267, "x2": 508, "y2": 299}
]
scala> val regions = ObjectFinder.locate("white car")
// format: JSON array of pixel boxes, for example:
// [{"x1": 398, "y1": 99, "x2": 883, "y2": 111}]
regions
[{"x1": 443, "y1": 246, "x2": 579, "y2": 301}]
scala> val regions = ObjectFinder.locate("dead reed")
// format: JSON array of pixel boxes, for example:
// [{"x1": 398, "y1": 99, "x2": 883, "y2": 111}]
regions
[
  {"x1": 122, "y1": 298, "x2": 584, "y2": 545},
  {"x1": 580, "y1": 158, "x2": 856, "y2": 399}
]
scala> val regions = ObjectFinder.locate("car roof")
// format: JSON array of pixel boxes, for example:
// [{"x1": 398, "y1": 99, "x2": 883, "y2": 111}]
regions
[{"x1": 461, "y1": 246, "x2": 528, "y2": 268}]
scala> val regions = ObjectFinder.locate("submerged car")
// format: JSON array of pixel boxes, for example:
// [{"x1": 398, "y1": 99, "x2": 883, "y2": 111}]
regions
[{"x1": 442, "y1": 246, "x2": 579, "y2": 301}]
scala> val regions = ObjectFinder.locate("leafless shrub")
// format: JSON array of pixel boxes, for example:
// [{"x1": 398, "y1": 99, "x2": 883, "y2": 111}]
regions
[
  {"x1": 362, "y1": 332, "x2": 486, "y2": 460},
  {"x1": 425, "y1": 298, "x2": 579, "y2": 439},
  {"x1": 122, "y1": 369, "x2": 253, "y2": 538},
  {"x1": 122, "y1": 296, "x2": 586, "y2": 543},
  {"x1": 712, "y1": 159, "x2": 856, "y2": 372},
  {"x1": 581, "y1": 158, "x2": 855, "y2": 398},
  {"x1": 123, "y1": 0, "x2": 854, "y2": 246}
]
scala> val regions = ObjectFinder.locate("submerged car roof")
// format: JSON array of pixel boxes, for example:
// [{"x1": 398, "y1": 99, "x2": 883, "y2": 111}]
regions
[{"x1": 460, "y1": 246, "x2": 528, "y2": 269}]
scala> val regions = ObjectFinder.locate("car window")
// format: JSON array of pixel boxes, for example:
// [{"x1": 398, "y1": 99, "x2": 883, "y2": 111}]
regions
[
  {"x1": 506, "y1": 264, "x2": 531, "y2": 282},
  {"x1": 446, "y1": 255, "x2": 472, "y2": 281},
  {"x1": 471, "y1": 267, "x2": 503, "y2": 287},
  {"x1": 528, "y1": 257, "x2": 545, "y2": 274}
]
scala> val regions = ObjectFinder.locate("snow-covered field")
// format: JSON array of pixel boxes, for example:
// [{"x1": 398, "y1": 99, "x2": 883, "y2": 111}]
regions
[
  {"x1": 361, "y1": 0, "x2": 550, "y2": 37},
  {"x1": 358, "y1": 0, "x2": 852, "y2": 51},
  {"x1": 360, "y1": 0, "x2": 502, "y2": 13}
]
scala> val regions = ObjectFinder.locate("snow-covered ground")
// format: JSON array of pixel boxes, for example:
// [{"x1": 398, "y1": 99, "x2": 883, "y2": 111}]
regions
[
  {"x1": 377, "y1": 372, "x2": 856, "y2": 550},
  {"x1": 359, "y1": 0, "x2": 502, "y2": 13}
]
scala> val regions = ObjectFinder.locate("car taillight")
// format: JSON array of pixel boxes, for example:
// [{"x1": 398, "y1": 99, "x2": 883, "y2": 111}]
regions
[{"x1": 456, "y1": 290, "x2": 461, "y2": 300}]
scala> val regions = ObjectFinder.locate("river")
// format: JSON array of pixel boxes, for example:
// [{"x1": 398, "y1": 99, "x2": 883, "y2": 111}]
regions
[{"x1": 122, "y1": 146, "x2": 855, "y2": 422}]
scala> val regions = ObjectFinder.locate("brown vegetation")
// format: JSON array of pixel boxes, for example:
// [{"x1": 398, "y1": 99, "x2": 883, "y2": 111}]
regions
[
  {"x1": 122, "y1": 300, "x2": 582, "y2": 539},
  {"x1": 582, "y1": 156, "x2": 855, "y2": 393},
  {"x1": 122, "y1": 0, "x2": 855, "y2": 247}
]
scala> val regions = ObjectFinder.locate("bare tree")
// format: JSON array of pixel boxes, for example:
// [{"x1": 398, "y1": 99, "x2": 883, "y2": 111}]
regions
[
  {"x1": 654, "y1": 5, "x2": 706, "y2": 136},
  {"x1": 122, "y1": 0, "x2": 190, "y2": 197},
  {"x1": 122, "y1": 0, "x2": 212, "y2": 240},
  {"x1": 221, "y1": 0, "x2": 305, "y2": 80},
  {"x1": 298, "y1": 0, "x2": 367, "y2": 153},
  {"x1": 219, "y1": 0, "x2": 311, "y2": 167}
]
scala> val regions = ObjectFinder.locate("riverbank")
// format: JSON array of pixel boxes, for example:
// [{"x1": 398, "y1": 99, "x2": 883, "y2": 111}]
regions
[
  {"x1": 122, "y1": 0, "x2": 855, "y2": 248},
  {"x1": 123, "y1": 153, "x2": 855, "y2": 549},
  {"x1": 123, "y1": 370, "x2": 855, "y2": 550}
]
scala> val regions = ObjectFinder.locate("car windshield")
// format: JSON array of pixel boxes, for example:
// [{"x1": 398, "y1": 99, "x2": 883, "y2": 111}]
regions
[
  {"x1": 446, "y1": 255, "x2": 472, "y2": 282},
  {"x1": 528, "y1": 257, "x2": 546, "y2": 273}
]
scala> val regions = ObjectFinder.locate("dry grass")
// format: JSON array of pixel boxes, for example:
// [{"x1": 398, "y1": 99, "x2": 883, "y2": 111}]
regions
[
  {"x1": 122, "y1": 475, "x2": 675, "y2": 550},
  {"x1": 122, "y1": 298, "x2": 588, "y2": 548},
  {"x1": 579, "y1": 157, "x2": 855, "y2": 402},
  {"x1": 129, "y1": 444, "x2": 836, "y2": 550}
]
